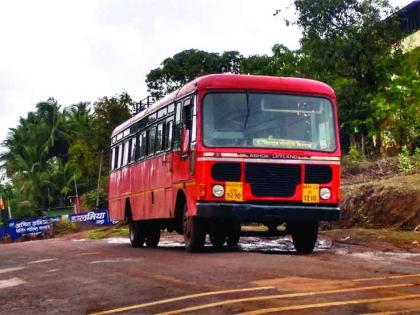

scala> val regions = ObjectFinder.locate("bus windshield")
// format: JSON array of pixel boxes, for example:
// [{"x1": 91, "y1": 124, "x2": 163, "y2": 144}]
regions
[{"x1": 202, "y1": 93, "x2": 336, "y2": 152}]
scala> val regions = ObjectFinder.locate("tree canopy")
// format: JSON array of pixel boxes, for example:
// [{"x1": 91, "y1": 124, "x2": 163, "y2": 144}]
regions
[{"x1": 0, "y1": 93, "x2": 133, "y2": 220}]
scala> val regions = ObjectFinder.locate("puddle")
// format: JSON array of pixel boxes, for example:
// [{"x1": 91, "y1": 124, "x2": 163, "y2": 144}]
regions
[
  {"x1": 106, "y1": 237, "x2": 130, "y2": 244},
  {"x1": 239, "y1": 237, "x2": 332, "y2": 253},
  {"x1": 72, "y1": 239, "x2": 87, "y2": 242},
  {"x1": 104, "y1": 235, "x2": 332, "y2": 253}
]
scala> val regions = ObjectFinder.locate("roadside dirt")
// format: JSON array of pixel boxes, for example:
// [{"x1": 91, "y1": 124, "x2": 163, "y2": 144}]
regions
[{"x1": 340, "y1": 158, "x2": 420, "y2": 230}]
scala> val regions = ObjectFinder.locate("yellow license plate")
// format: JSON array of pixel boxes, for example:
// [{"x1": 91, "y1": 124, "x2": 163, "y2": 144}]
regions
[
  {"x1": 225, "y1": 182, "x2": 243, "y2": 201},
  {"x1": 302, "y1": 184, "x2": 319, "y2": 203}
]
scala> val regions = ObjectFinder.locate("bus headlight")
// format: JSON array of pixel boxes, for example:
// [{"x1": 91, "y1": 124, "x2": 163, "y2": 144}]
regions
[
  {"x1": 212, "y1": 185, "x2": 224, "y2": 198},
  {"x1": 320, "y1": 188, "x2": 331, "y2": 200}
]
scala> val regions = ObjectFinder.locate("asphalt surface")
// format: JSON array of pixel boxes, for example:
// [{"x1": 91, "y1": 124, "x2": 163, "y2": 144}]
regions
[{"x1": 0, "y1": 233, "x2": 419, "y2": 314}]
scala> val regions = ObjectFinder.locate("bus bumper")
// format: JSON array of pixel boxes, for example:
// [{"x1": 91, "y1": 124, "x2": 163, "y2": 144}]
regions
[{"x1": 196, "y1": 202, "x2": 340, "y2": 222}]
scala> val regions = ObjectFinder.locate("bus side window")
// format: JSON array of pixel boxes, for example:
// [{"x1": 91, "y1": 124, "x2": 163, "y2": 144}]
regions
[
  {"x1": 173, "y1": 102, "x2": 182, "y2": 149},
  {"x1": 165, "y1": 119, "x2": 174, "y2": 150},
  {"x1": 131, "y1": 135, "x2": 137, "y2": 162},
  {"x1": 183, "y1": 100, "x2": 193, "y2": 147},
  {"x1": 148, "y1": 126, "x2": 156, "y2": 156},
  {"x1": 126, "y1": 139, "x2": 132, "y2": 165},
  {"x1": 122, "y1": 141, "x2": 129, "y2": 166},
  {"x1": 118, "y1": 143, "x2": 124, "y2": 168},
  {"x1": 111, "y1": 147, "x2": 116, "y2": 170},
  {"x1": 157, "y1": 123, "x2": 164, "y2": 152},
  {"x1": 139, "y1": 132, "x2": 146, "y2": 158},
  {"x1": 191, "y1": 95, "x2": 197, "y2": 144}
]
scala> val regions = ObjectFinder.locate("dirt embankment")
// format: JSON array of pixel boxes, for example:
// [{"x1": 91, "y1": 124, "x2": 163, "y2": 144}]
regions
[{"x1": 340, "y1": 158, "x2": 420, "y2": 230}]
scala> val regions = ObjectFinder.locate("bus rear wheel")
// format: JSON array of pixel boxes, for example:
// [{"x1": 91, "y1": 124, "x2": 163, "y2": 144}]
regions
[
  {"x1": 183, "y1": 210, "x2": 205, "y2": 252},
  {"x1": 289, "y1": 221, "x2": 318, "y2": 254},
  {"x1": 210, "y1": 232, "x2": 226, "y2": 249},
  {"x1": 129, "y1": 220, "x2": 145, "y2": 248},
  {"x1": 145, "y1": 222, "x2": 161, "y2": 248}
]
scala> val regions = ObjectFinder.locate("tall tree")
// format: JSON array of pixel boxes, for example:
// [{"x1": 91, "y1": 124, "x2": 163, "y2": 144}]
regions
[
  {"x1": 146, "y1": 49, "x2": 242, "y2": 98},
  {"x1": 290, "y1": 0, "x2": 404, "y2": 154}
]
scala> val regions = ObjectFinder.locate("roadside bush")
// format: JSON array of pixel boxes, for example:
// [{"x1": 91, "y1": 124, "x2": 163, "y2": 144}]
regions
[
  {"x1": 342, "y1": 146, "x2": 363, "y2": 174},
  {"x1": 53, "y1": 220, "x2": 77, "y2": 235},
  {"x1": 414, "y1": 147, "x2": 420, "y2": 169},
  {"x1": 397, "y1": 146, "x2": 413, "y2": 173}
]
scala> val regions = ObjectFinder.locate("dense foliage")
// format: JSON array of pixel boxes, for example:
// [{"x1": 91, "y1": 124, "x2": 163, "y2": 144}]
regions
[{"x1": 0, "y1": 94, "x2": 134, "y2": 220}]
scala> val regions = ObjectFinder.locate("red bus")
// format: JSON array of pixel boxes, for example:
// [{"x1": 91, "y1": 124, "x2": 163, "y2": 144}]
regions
[{"x1": 109, "y1": 74, "x2": 341, "y2": 253}]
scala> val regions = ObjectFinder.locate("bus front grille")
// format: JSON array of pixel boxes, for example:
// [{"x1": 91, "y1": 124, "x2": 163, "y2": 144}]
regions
[
  {"x1": 245, "y1": 164, "x2": 301, "y2": 197},
  {"x1": 211, "y1": 162, "x2": 241, "y2": 182},
  {"x1": 305, "y1": 165, "x2": 332, "y2": 184}
]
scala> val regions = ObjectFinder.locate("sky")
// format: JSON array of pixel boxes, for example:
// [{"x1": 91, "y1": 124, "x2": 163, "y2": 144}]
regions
[{"x1": 0, "y1": 0, "x2": 414, "y2": 149}]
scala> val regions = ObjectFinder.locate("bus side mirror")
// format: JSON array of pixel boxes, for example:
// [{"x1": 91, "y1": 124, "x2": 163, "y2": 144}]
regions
[{"x1": 181, "y1": 127, "x2": 190, "y2": 156}]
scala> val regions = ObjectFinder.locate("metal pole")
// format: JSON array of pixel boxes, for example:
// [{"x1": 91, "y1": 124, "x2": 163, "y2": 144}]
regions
[
  {"x1": 74, "y1": 174, "x2": 79, "y2": 199},
  {"x1": 7, "y1": 191, "x2": 12, "y2": 220},
  {"x1": 73, "y1": 174, "x2": 80, "y2": 214},
  {"x1": 96, "y1": 151, "x2": 103, "y2": 209}
]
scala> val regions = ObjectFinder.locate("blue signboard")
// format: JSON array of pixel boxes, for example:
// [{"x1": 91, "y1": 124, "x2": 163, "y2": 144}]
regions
[
  {"x1": 6, "y1": 217, "x2": 54, "y2": 241},
  {"x1": 68, "y1": 209, "x2": 114, "y2": 225},
  {"x1": 0, "y1": 210, "x2": 115, "y2": 242}
]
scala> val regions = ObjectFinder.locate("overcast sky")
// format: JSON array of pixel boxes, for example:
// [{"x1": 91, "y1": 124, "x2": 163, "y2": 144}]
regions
[{"x1": 0, "y1": 0, "x2": 413, "y2": 149}]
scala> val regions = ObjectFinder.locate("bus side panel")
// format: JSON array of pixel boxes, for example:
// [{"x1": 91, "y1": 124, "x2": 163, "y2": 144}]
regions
[
  {"x1": 131, "y1": 162, "x2": 146, "y2": 221},
  {"x1": 120, "y1": 166, "x2": 131, "y2": 215},
  {"x1": 108, "y1": 171, "x2": 118, "y2": 220},
  {"x1": 109, "y1": 170, "x2": 124, "y2": 221},
  {"x1": 154, "y1": 155, "x2": 172, "y2": 218},
  {"x1": 165, "y1": 188, "x2": 174, "y2": 218},
  {"x1": 172, "y1": 152, "x2": 190, "y2": 183},
  {"x1": 185, "y1": 183, "x2": 198, "y2": 217}
]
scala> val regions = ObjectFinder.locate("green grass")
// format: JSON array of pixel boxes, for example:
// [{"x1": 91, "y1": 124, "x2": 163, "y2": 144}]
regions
[{"x1": 84, "y1": 225, "x2": 129, "y2": 239}]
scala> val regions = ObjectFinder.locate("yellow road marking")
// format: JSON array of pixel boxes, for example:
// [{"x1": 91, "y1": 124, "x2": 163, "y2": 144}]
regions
[
  {"x1": 88, "y1": 286, "x2": 275, "y2": 315},
  {"x1": 352, "y1": 273, "x2": 420, "y2": 282},
  {"x1": 237, "y1": 294, "x2": 420, "y2": 315},
  {"x1": 156, "y1": 283, "x2": 416, "y2": 315},
  {"x1": 357, "y1": 312, "x2": 409, "y2": 315}
]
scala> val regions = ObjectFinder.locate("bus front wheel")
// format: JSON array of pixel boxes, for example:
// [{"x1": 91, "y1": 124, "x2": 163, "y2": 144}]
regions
[
  {"x1": 183, "y1": 212, "x2": 205, "y2": 252},
  {"x1": 226, "y1": 221, "x2": 241, "y2": 248},
  {"x1": 129, "y1": 220, "x2": 145, "y2": 248},
  {"x1": 289, "y1": 221, "x2": 318, "y2": 254}
]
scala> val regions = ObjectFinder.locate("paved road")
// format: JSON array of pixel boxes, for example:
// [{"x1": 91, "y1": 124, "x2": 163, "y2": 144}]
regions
[{"x1": 0, "y1": 233, "x2": 419, "y2": 314}]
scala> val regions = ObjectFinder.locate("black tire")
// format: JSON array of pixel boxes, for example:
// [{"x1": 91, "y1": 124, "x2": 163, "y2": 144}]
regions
[
  {"x1": 183, "y1": 205, "x2": 206, "y2": 252},
  {"x1": 129, "y1": 220, "x2": 145, "y2": 248},
  {"x1": 226, "y1": 221, "x2": 241, "y2": 248},
  {"x1": 210, "y1": 232, "x2": 226, "y2": 249},
  {"x1": 145, "y1": 222, "x2": 161, "y2": 248},
  {"x1": 290, "y1": 221, "x2": 318, "y2": 254}
]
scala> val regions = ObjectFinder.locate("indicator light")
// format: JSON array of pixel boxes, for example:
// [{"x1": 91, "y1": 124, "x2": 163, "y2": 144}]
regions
[
  {"x1": 212, "y1": 184, "x2": 224, "y2": 198},
  {"x1": 320, "y1": 187, "x2": 331, "y2": 200}
]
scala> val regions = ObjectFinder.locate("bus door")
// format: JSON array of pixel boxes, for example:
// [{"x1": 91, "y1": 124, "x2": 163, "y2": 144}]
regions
[
  {"x1": 173, "y1": 97, "x2": 195, "y2": 184},
  {"x1": 160, "y1": 115, "x2": 174, "y2": 216}
]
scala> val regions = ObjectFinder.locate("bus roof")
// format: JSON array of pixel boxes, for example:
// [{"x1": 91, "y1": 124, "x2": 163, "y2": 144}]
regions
[{"x1": 112, "y1": 74, "x2": 335, "y2": 137}]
